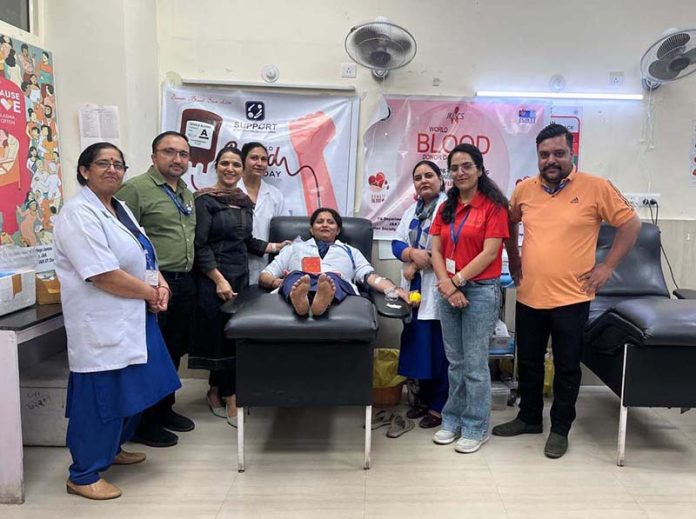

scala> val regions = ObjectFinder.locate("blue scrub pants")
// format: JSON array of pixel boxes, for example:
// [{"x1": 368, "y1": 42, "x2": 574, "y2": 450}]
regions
[{"x1": 66, "y1": 376, "x2": 141, "y2": 485}]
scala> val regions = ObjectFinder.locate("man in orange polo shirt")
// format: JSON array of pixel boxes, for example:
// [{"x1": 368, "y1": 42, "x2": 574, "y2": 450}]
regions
[{"x1": 492, "y1": 123, "x2": 640, "y2": 458}]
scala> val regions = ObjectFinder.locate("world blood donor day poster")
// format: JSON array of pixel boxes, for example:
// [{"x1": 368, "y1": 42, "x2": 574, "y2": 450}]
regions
[
  {"x1": 360, "y1": 96, "x2": 550, "y2": 239},
  {"x1": 161, "y1": 85, "x2": 359, "y2": 217}
]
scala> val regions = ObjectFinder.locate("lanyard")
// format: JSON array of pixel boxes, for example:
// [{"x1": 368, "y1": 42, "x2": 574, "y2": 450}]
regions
[
  {"x1": 542, "y1": 177, "x2": 570, "y2": 195},
  {"x1": 161, "y1": 184, "x2": 192, "y2": 216},
  {"x1": 449, "y1": 207, "x2": 472, "y2": 247},
  {"x1": 112, "y1": 199, "x2": 158, "y2": 270},
  {"x1": 333, "y1": 244, "x2": 356, "y2": 269}
]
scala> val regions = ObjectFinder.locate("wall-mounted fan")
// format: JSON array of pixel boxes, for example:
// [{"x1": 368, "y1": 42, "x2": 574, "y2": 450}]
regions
[
  {"x1": 345, "y1": 17, "x2": 417, "y2": 80},
  {"x1": 641, "y1": 28, "x2": 696, "y2": 90}
]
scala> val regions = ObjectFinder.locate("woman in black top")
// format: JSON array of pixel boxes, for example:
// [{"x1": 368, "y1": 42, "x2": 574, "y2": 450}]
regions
[{"x1": 189, "y1": 145, "x2": 288, "y2": 426}]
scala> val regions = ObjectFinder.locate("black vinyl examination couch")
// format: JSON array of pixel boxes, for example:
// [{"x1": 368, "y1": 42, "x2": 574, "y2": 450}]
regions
[
  {"x1": 223, "y1": 216, "x2": 408, "y2": 472},
  {"x1": 582, "y1": 222, "x2": 696, "y2": 466}
]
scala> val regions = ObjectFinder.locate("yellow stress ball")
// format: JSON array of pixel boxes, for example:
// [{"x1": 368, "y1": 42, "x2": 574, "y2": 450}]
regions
[{"x1": 409, "y1": 291, "x2": 422, "y2": 303}]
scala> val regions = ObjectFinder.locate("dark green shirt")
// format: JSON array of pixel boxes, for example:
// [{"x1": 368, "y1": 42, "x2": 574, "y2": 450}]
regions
[{"x1": 116, "y1": 166, "x2": 196, "y2": 272}]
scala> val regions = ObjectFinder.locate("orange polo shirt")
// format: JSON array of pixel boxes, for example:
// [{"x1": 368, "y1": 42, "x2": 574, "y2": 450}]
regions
[{"x1": 510, "y1": 169, "x2": 636, "y2": 309}]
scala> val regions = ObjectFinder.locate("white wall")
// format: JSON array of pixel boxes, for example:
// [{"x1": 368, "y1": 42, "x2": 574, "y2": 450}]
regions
[
  {"x1": 155, "y1": 0, "x2": 696, "y2": 219},
  {"x1": 42, "y1": 0, "x2": 160, "y2": 191}
]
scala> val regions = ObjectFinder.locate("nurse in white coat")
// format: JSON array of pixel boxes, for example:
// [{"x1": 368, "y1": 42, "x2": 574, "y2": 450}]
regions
[
  {"x1": 238, "y1": 142, "x2": 285, "y2": 284},
  {"x1": 391, "y1": 160, "x2": 449, "y2": 430},
  {"x1": 54, "y1": 143, "x2": 180, "y2": 500}
]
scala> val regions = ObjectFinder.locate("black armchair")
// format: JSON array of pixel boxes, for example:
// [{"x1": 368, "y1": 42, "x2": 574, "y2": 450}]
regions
[
  {"x1": 582, "y1": 223, "x2": 696, "y2": 465},
  {"x1": 223, "y1": 216, "x2": 408, "y2": 472}
]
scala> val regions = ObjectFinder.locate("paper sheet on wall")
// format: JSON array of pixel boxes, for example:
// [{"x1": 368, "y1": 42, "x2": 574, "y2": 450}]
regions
[{"x1": 78, "y1": 104, "x2": 120, "y2": 149}]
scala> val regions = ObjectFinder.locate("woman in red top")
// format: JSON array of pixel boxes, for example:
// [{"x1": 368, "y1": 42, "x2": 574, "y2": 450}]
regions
[{"x1": 430, "y1": 143, "x2": 509, "y2": 453}]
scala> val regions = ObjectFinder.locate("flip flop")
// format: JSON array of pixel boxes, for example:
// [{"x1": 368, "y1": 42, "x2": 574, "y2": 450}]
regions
[
  {"x1": 386, "y1": 414, "x2": 415, "y2": 438},
  {"x1": 206, "y1": 393, "x2": 226, "y2": 419},
  {"x1": 369, "y1": 409, "x2": 394, "y2": 430}
]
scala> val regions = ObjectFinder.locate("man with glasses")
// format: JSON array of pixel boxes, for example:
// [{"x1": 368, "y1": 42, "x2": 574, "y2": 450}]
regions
[
  {"x1": 492, "y1": 123, "x2": 640, "y2": 459},
  {"x1": 117, "y1": 131, "x2": 196, "y2": 447}
]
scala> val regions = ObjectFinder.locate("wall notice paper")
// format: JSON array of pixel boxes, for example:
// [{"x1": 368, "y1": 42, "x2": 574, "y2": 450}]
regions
[
  {"x1": 161, "y1": 84, "x2": 360, "y2": 217},
  {"x1": 78, "y1": 104, "x2": 120, "y2": 149}
]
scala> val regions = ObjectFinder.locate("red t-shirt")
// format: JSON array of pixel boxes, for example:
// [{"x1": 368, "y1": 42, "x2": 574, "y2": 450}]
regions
[{"x1": 430, "y1": 191, "x2": 510, "y2": 280}]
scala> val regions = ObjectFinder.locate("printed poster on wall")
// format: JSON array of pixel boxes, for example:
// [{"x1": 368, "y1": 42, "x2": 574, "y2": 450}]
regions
[
  {"x1": 161, "y1": 85, "x2": 359, "y2": 217},
  {"x1": 0, "y1": 34, "x2": 61, "y2": 270},
  {"x1": 359, "y1": 96, "x2": 550, "y2": 239}
]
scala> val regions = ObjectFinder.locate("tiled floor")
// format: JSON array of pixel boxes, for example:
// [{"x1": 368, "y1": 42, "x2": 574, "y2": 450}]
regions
[{"x1": 4, "y1": 380, "x2": 696, "y2": 518}]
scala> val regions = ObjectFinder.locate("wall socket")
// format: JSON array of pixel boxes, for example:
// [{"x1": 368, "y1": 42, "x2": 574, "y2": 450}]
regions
[
  {"x1": 609, "y1": 71, "x2": 624, "y2": 88},
  {"x1": 340, "y1": 62, "x2": 357, "y2": 78},
  {"x1": 624, "y1": 192, "x2": 661, "y2": 207}
]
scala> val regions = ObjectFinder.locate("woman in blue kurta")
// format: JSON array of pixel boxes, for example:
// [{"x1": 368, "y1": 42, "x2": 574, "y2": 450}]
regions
[
  {"x1": 392, "y1": 160, "x2": 448, "y2": 429},
  {"x1": 54, "y1": 143, "x2": 180, "y2": 500}
]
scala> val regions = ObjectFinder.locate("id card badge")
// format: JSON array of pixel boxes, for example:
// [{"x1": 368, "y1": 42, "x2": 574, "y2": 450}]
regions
[
  {"x1": 446, "y1": 258, "x2": 456, "y2": 275},
  {"x1": 302, "y1": 256, "x2": 322, "y2": 274},
  {"x1": 145, "y1": 269, "x2": 159, "y2": 286}
]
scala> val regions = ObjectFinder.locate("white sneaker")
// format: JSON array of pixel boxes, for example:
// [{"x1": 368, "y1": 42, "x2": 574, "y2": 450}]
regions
[
  {"x1": 454, "y1": 433, "x2": 490, "y2": 453},
  {"x1": 432, "y1": 429, "x2": 459, "y2": 445}
]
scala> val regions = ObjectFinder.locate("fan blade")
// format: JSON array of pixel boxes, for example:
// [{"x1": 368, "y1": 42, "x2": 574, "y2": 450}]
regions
[
  {"x1": 391, "y1": 36, "x2": 413, "y2": 53},
  {"x1": 648, "y1": 59, "x2": 680, "y2": 80},
  {"x1": 350, "y1": 26, "x2": 382, "y2": 46},
  {"x1": 657, "y1": 32, "x2": 690, "y2": 59}
]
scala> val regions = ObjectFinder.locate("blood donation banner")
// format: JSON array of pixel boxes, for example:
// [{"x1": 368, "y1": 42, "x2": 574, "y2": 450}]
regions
[
  {"x1": 0, "y1": 34, "x2": 61, "y2": 270},
  {"x1": 359, "y1": 95, "x2": 551, "y2": 239},
  {"x1": 161, "y1": 85, "x2": 359, "y2": 217}
]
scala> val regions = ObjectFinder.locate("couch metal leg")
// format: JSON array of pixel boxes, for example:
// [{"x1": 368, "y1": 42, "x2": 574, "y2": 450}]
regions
[
  {"x1": 617, "y1": 403, "x2": 627, "y2": 467},
  {"x1": 617, "y1": 345, "x2": 629, "y2": 467},
  {"x1": 237, "y1": 406, "x2": 245, "y2": 473},
  {"x1": 364, "y1": 405, "x2": 372, "y2": 470}
]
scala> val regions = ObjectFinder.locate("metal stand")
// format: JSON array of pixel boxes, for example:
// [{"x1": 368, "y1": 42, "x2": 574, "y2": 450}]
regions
[
  {"x1": 364, "y1": 405, "x2": 372, "y2": 470},
  {"x1": 617, "y1": 345, "x2": 629, "y2": 467},
  {"x1": 237, "y1": 406, "x2": 245, "y2": 473}
]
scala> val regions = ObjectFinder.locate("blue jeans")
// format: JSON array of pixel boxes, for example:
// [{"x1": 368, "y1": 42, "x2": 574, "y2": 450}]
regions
[{"x1": 438, "y1": 279, "x2": 500, "y2": 440}]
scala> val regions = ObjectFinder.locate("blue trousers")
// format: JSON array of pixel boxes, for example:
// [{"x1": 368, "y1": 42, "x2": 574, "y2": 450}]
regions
[
  {"x1": 438, "y1": 279, "x2": 500, "y2": 440},
  {"x1": 66, "y1": 376, "x2": 141, "y2": 485}
]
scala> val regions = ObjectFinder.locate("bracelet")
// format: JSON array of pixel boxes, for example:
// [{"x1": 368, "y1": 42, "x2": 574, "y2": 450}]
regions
[
  {"x1": 270, "y1": 243, "x2": 277, "y2": 253},
  {"x1": 450, "y1": 278, "x2": 459, "y2": 289},
  {"x1": 158, "y1": 284, "x2": 172, "y2": 296}
]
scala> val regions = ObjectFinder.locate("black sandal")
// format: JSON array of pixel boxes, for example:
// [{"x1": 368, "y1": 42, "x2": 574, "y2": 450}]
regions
[{"x1": 419, "y1": 413, "x2": 442, "y2": 429}]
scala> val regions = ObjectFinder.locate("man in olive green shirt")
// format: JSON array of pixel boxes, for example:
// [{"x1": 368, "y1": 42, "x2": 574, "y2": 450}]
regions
[{"x1": 117, "y1": 131, "x2": 196, "y2": 447}]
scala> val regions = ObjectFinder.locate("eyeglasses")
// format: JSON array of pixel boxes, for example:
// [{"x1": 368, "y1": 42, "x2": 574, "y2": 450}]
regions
[
  {"x1": 92, "y1": 160, "x2": 128, "y2": 172},
  {"x1": 156, "y1": 148, "x2": 191, "y2": 160},
  {"x1": 448, "y1": 162, "x2": 477, "y2": 174}
]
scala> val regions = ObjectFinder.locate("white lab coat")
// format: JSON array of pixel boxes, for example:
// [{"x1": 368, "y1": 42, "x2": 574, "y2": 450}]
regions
[
  {"x1": 394, "y1": 192, "x2": 447, "y2": 320},
  {"x1": 239, "y1": 178, "x2": 286, "y2": 284},
  {"x1": 262, "y1": 238, "x2": 374, "y2": 294},
  {"x1": 54, "y1": 187, "x2": 149, "y2": 373}
]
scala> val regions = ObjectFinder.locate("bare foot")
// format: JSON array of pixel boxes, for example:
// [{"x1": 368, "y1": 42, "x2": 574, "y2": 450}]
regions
[
  {"x1": 289, "y1": 275, "x2": 311, "y2": 316},
  {"x1": 206, "y1": 387, "x2": 224, "y2": 409},
  {"x1": 226, "y1": 394, "x2": 237, "y2": 418},
  {"x1": 311, "y1": 273, "x2": 336, "y2": 316}
]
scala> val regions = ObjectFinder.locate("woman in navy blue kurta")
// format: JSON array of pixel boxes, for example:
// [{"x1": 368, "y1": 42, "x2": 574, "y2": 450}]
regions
[
  {"x1": 55, "y1": 143, "x2": 180, "y2": 500},
  {"x1": 391, "y1": 160, "x2": 449, "y2": 429}
]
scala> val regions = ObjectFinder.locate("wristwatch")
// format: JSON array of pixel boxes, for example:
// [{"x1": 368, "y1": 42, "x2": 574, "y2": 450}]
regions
[{"x1": 452, "y1": 272, "x2": 467, "y2": 287}]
